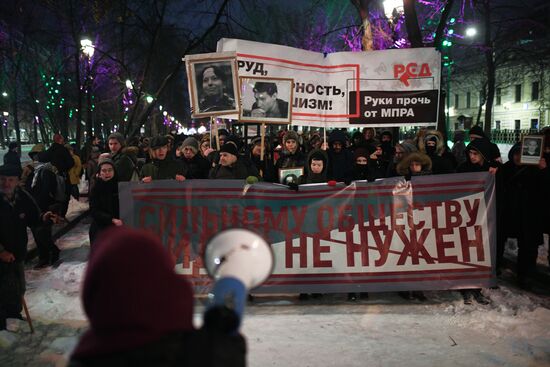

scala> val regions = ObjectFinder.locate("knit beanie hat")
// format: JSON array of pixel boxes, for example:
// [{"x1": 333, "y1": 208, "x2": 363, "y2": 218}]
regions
[
  {"x1": 0, "y1": 164, "x2": 22, "y2": 178},
  {"x1": 181, "y1": 137, "x2": 199, "y2": 154},
  {"x1": 283, "y1": 130, "x2": 299, "y2": 144},
  {"x1": 219, "y1": 141, "x2": 238, "y2": 156}
]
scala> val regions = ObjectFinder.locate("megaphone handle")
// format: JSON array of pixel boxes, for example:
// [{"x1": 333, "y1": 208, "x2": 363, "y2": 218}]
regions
[{"x1": 208, "y1": 277, "x2": 247, "y2": 331}]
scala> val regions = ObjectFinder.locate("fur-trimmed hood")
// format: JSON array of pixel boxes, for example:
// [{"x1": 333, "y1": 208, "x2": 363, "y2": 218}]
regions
[
  {"x1": 396, "y1": 152, "x2": 432, "y2": 176},
  {"x1": 418, "y1": 129, "x2": 445, "y2": 156}
]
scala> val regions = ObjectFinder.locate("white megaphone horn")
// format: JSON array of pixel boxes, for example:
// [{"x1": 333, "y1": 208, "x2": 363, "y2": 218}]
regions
[{"x1": 203, "y1": 228, "x2": 274, "y2": 332}]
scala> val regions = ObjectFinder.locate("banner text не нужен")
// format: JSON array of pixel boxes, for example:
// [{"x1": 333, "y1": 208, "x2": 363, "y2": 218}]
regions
[{"x1": 120, "y1": 172, "x2": 496, "y2": 293}]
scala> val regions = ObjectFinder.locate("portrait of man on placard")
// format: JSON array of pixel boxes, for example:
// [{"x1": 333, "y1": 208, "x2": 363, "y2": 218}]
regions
[
  {"x1": 240, "y1": 77, "x2": 293, "y2": 124},
  {"x1": 520, "y1": 135, "x2": 544, "y2": 165},
  {"x1": 522, "y1": 138, "x2": 541, "y2": 156},
  {"x1": 186, "y1": 53, "x2": 240, "y2": 118}
]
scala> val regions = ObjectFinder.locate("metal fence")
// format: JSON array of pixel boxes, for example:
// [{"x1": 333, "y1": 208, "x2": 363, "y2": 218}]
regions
[{"x1": 450, "y1": 129, "x2": 544, "y2": 145}]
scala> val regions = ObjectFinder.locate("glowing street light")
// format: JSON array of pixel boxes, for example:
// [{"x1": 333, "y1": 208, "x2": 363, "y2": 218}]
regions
[
  {"x1": 465, "y1": 27, "x2": 477, "y2": 37},
  {"x1": 80, "y1": 38, "x2": 95, "y2": 57},
  {"x1": 1, "y1": 92, "x2": 7, "y2": 97}
]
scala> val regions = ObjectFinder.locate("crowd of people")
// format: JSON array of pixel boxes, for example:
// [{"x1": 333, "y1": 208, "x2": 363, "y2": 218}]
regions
[{"x1": 1, "y1": 125, "x2": 549, "y2": 333}]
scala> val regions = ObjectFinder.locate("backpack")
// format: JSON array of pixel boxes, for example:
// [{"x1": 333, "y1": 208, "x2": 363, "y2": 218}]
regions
[
  {"x1": 33, "y1": 164, "x2": 67, "y2": 203},
  {"x1": 50, "y1": 171, "x2": 67, "y2": 203}
]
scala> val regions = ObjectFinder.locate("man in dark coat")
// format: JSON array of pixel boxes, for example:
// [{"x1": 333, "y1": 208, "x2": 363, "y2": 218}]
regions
[
  {"x1": 3, "y1": 142, "x2": 20, "y2": 166},
  {"x1": 0, "y1": 164, "x2": 57, "y2": 329},
  {"x1": 107, "y1": 132, "x2": 137, "y2": 182},
  {"x1": 469, "y1": 125, "x2": 502, "y2": 164},
  {"x1": 46, "y1": 134, "x2": 74, "y2": 175},
  {"x1": 29, "y1": 152, "x2": 62, "y2": 268},
  {"x1": 46, "y1": 134, "x2": 74, "y2": 216},
  {"x1": 209, "y1": 142, "x2": 258, "y2": 180},
  {"x1": 247, "y1": 137, "x2": 276, "y2": 182},
  {"x1": 456, "y1": 140, "x2": 501, "y2": 305},
  {"x1": 140, "y1": 136, "x2": 186, "y2": 182},
  {"x1": 500, "y1": 142, "x2": 548, "y2": 289}
]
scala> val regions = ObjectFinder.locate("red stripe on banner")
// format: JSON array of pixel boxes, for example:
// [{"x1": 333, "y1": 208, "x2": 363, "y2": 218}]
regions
[
  {"x1": 237, "y1": 53, "x2": 361, "y2": 118},
  {"x1": 132, "y1": 188, "x2": 483, "y2": 201},
  {"x1": 268, "y1": 268, "x2": 492, "y2": 278},
  {"x1": 130, "y1": 181, "x2": 483, "y2": 195},
  {"x1": 183, "y1": 274, "x2": 493, "y2": 286},
  {"x1": 261, "y1": 64, "x2": 356, "y2": 75},
  {"x1": 237, "y1": 52, "x2": 358, "y2": 70},
  {"x1": 414, "y1": 180, "x2": 486, "y2": 188},
  {"x1": 178, "y1": 267, "x2": 491, "y2": 280},
  {"x1": 263, "y1": 274, "x2": 493, "y2": 285}
]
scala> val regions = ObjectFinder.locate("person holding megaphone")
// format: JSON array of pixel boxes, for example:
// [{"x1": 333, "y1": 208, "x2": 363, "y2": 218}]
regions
[{"x1": 69, "y1": 227, "x2": 273, "y2": 367}]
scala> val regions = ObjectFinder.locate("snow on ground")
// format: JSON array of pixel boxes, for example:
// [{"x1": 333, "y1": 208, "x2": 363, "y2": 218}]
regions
[{"x1": 2, "y1": 204, "x2": 550, "y2": 366}]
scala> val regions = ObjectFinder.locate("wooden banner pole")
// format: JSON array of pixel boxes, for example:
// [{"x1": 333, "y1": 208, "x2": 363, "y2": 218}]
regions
[
  {"x1": 260, "y1": 123, "x2": 266, "y2": 161},
  {"x1": 22, "y1": 296, "x2": 34, "y2": 334}
]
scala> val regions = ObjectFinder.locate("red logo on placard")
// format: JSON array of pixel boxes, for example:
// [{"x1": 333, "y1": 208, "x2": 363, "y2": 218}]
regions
[{"x1": 394, "y1": 63, "x2": 432, "y2": 87}]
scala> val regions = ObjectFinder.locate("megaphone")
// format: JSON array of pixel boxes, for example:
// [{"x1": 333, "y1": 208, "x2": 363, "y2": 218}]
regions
[{"x1": 203, "y1": 228, "x2": 274, "y2": 333}]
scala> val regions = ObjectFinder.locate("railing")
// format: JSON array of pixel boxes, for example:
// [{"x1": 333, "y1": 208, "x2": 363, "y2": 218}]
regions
[{"x1": 491, "y1": 129, "x2": 543, "y2": 144}]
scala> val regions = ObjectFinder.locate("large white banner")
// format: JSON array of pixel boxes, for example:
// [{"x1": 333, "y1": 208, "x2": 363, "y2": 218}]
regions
[
  {"x1": 217, "y1": 38, "x2": 441, "y2": 128},
  {"x1": 120, "y1": 173, "x2": 496, "y2": 294}
]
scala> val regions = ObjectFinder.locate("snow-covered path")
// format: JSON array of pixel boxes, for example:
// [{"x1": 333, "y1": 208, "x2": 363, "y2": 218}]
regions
[{"x1": 1, "y1": 217, "x2": 549, "y2": 367}]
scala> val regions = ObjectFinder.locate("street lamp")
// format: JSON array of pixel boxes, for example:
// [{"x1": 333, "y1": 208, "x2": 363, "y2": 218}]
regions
[
  {"x1": 465, "y1": 27, "x2": 477, "y2": 37},
  {"x1": 80, "y1": 38, "x2": 95, "y2": 58}
]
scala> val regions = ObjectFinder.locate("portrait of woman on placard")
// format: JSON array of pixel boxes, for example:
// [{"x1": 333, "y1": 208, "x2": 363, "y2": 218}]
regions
[{"x1": 196, "y1": 63, "x2": 236, "y2": 113}]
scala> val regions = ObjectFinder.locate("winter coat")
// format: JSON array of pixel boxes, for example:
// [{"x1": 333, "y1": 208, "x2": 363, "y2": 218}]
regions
[
  {"x1": 367, "y1": 155, "x2": 388, "y2": 180},
  {"x1": 352, "y1": 164, "x2": 375, "y2": 182},
  {"x1": 457, "y1": 139, "x2": 496, "y2": 173},
  {"x1": 69, "y1": 227, "x2": 245, "y2": 367},
  {"x1": 209, "y1": 159, "x2": 258, "y2": 180},
  {"x1": 30, "y1": 163, "x2": 59, "y2": 212},
  {"x1": 250, "y1": 154, "x2": 277, "y2": 182},
  {"x1": 68, "y1": 154, "x2": 82, "y2": 185},
  {"x1": 275, "y1": 150, "x2": 306, "y2": 171},
  {"x1": 298, "y1": 149, "x2": 328, "y2": 184},
  {"x1": 327, "y1": 148, "x2": 354, "y2": 184},
  {"x1": 500, "y1": 145, "x2": 545, "y2": 244},
  {"x1": 46, "y1": 143, "x2": 74, "y2": 175},
  {"x1": 3, "y1": 150, "x2": 20, "y2": 166},
  {"x1": 451, "y1": 141, "x2": 467, "y2": 166},
  {"x1": 68, "y1": 330, "x2": 246, "y2": 367},
  {"x1": 418, "y1": 130, "x2": 456, "y2": 174},
  {"x1": 88, "y1": 177, "x2": 119, "y2": 243},
  {"x1": 181, "y1": 154, "x2": 211, "y2": 179},
  {"x1": 140, "y1": 158, "x2": 186, "y2": 181},
  {"x1": 0, "y1": 188, "x2": 42, "y2": 261},
  {"x1": 396, "y1": 152, "x2": 433, "y2": 180},
  {"x1": 112, "y1": 149, "x2": 138, "y2": 182}
]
